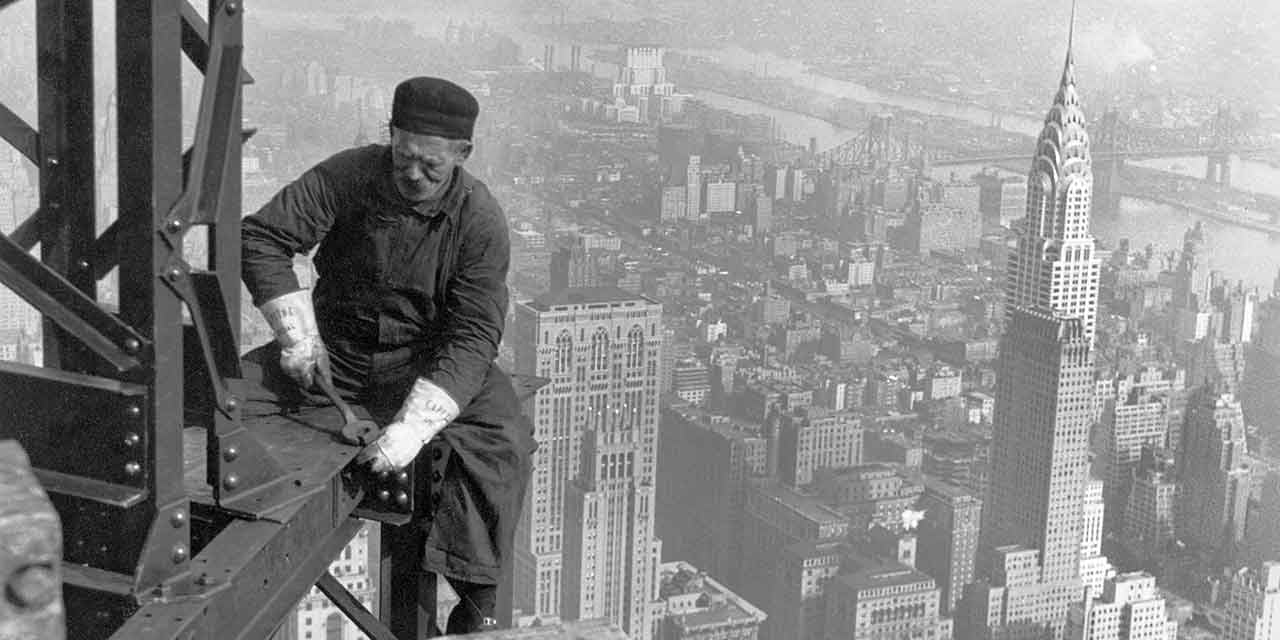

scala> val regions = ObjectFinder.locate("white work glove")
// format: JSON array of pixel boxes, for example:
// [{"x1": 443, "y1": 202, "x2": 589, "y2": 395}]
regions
[
  {"x1": 258, "y1": 289, "x2": 329, "y2": 389},
  {"x1": 358, "y1": 378, "x2": 460, "y2": 472}
]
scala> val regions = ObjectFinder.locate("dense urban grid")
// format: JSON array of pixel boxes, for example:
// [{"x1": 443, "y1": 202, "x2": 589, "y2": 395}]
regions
[{"x1": 3, "y1": 2, "x2": 1280, "y2": 639}]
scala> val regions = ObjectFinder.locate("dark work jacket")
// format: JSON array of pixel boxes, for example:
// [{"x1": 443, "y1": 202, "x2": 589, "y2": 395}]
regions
[{"x1": 241, "y1": 144, "x2": 533, "y2": 584}]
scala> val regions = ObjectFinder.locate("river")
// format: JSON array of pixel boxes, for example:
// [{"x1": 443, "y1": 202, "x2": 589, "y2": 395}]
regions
[{"x1": 247, "y1": 7, "x2": 1280, "y2": 291}]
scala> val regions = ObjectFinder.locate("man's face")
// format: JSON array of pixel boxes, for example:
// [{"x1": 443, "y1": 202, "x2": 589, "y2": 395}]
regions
[{"x1": 389, "y1": 127, "x2": 471, "y2": 202}]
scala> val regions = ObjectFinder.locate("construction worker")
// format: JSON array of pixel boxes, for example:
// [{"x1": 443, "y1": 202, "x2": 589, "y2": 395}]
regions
[{"x1": 241, "y1": 76, "x2": 533, "y2": 636}]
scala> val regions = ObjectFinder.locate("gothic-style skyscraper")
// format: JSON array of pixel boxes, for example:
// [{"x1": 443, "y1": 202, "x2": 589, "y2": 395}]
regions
[{"x1": 963, "y1": 6, "x2": 1107, "y2": 638}]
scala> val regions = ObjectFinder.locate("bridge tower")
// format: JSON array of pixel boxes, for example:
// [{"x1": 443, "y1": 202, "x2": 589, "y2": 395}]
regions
[
  {"x1": 1206, "y1": 104, "x2": 1234, "y2": 188},
  {"x1": 1091, "y1": 107, "x2": 1123, "y2": 213}
]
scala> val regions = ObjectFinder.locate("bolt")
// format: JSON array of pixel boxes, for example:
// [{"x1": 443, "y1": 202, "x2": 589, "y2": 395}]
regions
[
  {"x1": 223, "y1": 474, "x2": 239, "y2": 491},
  {"x1": 124, "y1": 432, "x2": 141, "y2": 447},
  {"x1": 395, "y1": 491, "x2": 408, "y2": 506},
  {"x1": 165, "y1": 219, "x2": 183, "y2": 233},
  {"x1": 124, "y1": 461, "x2": 141, "y2": 476},
  {"x1": 170, "y1": 510, "x2": 187, "y2": 528},
  {"x1": 222, "y1": 445, "x2": 239, "y2": 462},
  {"x1": 123, "y1": 339, "x2": 141, "y2": 354},
  {"x1": 5, "y1": 564, "x2": 58, "y2": 610},
  {"x1": 171, "y1": 544, "x2": 188, "y2": 564}
]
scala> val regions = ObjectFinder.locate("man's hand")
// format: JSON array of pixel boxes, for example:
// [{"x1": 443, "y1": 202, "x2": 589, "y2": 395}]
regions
[
  {"x1": 259, "y1": 289, "x2": 329, "y2": 389},
  {"x1": 357, "y1": 378, "x2": 460, "y2": 472}
]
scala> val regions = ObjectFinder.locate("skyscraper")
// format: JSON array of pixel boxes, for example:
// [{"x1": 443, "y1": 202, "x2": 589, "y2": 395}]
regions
[
  {"x1": 1176, "y1": 384, "x2": 1251, "y2": 559},
  {"x1": 970, "y1": 10, "x2": 1102, "y2": 637},
  {"x1": 511, "y1": 288, "x2": 664, "y2": 637},
  {"x1": 1226, "y1": 561, "x2": 1280, "y2": 640},
  {"x1": 1064, "y1": 572, "x2": 1178, "y2": 640}
]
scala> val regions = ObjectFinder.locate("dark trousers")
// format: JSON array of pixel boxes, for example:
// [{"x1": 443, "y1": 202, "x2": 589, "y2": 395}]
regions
[{"x1": 382, "y1": 522, "x2": 498, "y2": 638}]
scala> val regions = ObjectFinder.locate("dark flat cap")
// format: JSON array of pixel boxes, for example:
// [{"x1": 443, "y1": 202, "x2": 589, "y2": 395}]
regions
[{"x1": 391, "y1": 76, "x2": 479, "y2": 140}]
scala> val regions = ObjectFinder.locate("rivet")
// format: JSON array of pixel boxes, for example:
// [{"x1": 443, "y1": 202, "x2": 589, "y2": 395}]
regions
[
  {"x1": 6, "y1": 565, "x2": 58, "y2": 610},
  {"x1": 123, "y1": 339, "x2": 141, "y2": 354},
  {"x1": 170, "y1": 510, "x2": 187, "y2": 528},
  {"x1": 377, "y1": 490, "x2": 390, "y2": 502},
  {"x1": 222, "y1": 474, "x2": 239, "y2": 491},
  {"x1": 165, "y1": 219, "x2": 183, "y2": 233},
  {"x1": 171, "y1": 544, "x2": 188, "y2": 564},
  {"x1": 196, "y1": 573, "x2": 214, "y2": 586},
  {"x1": 397, "y1": 471, "x2": 409, "y2": 484},
  {"x1": 226, "y1": 2, "x2": 239, "y2": 14},
  {"x1": 378, "y1": 470, "x2": 390, "y2": 482},
  {"x1": 395, "y1": 491, "x2": 408, "y2": 506},
  {"x1": 224, "y1": 396, "x2": 238, "y2": 412},
  {"x1": 223, "y1": 445, "x2": 238, "y2": 462},
  {"x1": 166, "y1": 267, "x2": 183, "y2": 280},
  {"x1": 76, "y1": 259, "x2": 90, "y2": 270},
  {"x1": 124, "y1": 461, "x2": 141, "y2": 476},
  {"x1": 124, "y1": 432, "x2": 141, "y2": 447},
  {"x1": 46, "y1": 157, "x2": 59, "y2": 167}
]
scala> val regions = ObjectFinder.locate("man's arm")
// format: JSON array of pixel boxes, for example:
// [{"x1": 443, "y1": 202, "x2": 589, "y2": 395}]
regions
[
  {"x1": 241, "y1": 163, "x2": 343, "y2": 305},
  {"x1": 420, "y1": 193, "x2": 511, "y2": 411}
]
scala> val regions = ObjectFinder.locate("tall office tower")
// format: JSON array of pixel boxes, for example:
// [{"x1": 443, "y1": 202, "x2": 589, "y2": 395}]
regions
[
  {"x1": 1174, "y1": 222, "x2": 1211, "y2": 311},
  {"x1": 1121, "y1": 447, "x2": 1178, "y2": 567},
  {"x1": 511, "y1": 288, "x2": 664, "y2": 636},
  {"x1": 656, "y1": 406, "x2": 767, "y2": 590},
  {"x1": 774, "y1": 540, "x2": 851, "y2": 640},
  {"x1": 1226, "y1": 562, "x2": 1280, "y2": 640},
  {"x1": 1176, "y1": 384, "x2": 1251, "y2": 559},
  {"x1": 611, "y1": 46, "x2": 675, "y2": 105},
  {"x1": 971, "y1": 16, "x2": 1100, "y2": 638},
  {"x1": 917, "y1": 479, "x2": 982, "y2": 616},
  {"x1": 1245, "y1": 470, "x2": 1280, "y2": 566},
  {"x1": 823, "y1": 560, "x2": 952, "y2": 640},
  {"x1": 1186, "y1": 335, "x2": 1247, "y2": 394},
  {"x1": 1097, "y1": 391, "x2": 1167, "y2": 532},
  {"x1": 685, "y1": 156, "x2": 702, "y2": 220},
  {"x1": 1064, "y1": 572, "x2": 1178, "y2": 640}
]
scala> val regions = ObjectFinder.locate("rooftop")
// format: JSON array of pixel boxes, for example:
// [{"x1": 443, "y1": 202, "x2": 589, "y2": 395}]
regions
[
  {"x1": 525, "y1": 286, "x2": 660, "y2": 311},
  {"x1": 838, "y1": 560, "x2": 935, "y2": 593},
  {"x1": 659, "y1": 561, "x2": 767, "y2": 630}
]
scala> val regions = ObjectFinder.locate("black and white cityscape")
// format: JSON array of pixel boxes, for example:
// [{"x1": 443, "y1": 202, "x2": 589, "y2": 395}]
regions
[{"x1": 2, "y1": 0, "x2": 1280, "y2": 638}]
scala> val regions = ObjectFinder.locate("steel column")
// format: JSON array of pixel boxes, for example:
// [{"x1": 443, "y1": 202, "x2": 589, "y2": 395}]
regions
[
  {"x1": 114, "y1": 0, "x2": 193, "y2": 592},
  {"x1": 36, "y1": 0, "x2": 97, "y2": 371}
]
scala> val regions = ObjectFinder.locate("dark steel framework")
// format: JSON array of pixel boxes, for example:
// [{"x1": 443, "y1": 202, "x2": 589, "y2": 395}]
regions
[{"x1": 0, "y1": 2, "x2": 540, "y2": 638}]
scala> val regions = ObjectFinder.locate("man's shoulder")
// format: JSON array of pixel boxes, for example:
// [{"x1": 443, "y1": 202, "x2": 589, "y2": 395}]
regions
[
  {"x1": 314, "y1": 144, "x2": 387, "y2": 180},
  {"x1": 457, "y1": 169, "x2": 505, "y2": 222}
]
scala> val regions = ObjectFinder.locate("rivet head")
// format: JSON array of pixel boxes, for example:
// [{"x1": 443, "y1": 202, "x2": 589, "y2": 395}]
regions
[
  {"x1": 123, "y1": 339, "x2": 141, "y2": 354},
  {"x1": 170, "y1": 510, "x2": 187, "y2": 528},
  {"x1": 378, "y1": 490, "x2": 391, "y2": 502},
  {"x1": 226, "y1": 1, "x2": 239, "y2": 14},
  {"x1": 45, "y1": 157, "x2": 59, "y2": 167},
  {"x1": 124, "y1": 432, "x2": 141, "y2": 447},
  {"x1": 397, "y1": 471, "x2": 409, "y2": 484},
  {"x1": 223, "y1": 445, "x2": 238, "y2": 462},
  {"x1": 378, "y1": 470, "x2": 390, "y2": 482},
  {"x1": 6, "y1": 564, "x2": 58, "y2": 610},
  {"x1": 224, "y1": 396, "x2": 238, "y2": 411},
  {"x1": 166, "y1": 267, "x2": 183, "y2": 280},
  {"x1": 222, "y1": 474, "x2": 239, "y2": 491},
  {"x1": 124, "y1": 462, "x2": 141, "y2": 476},
  {"x1": 165, "y1": 219, "x2": 183, "y2": 233},
  {"x1": 171, "y1": 544, "x2": 188, "y2": 564},
  {"x1": 76, "y1": 259, "x2": 90, "y2": 270},
  {"x1": 395, "y1": 491, "x2": 409, "y2": 506}
]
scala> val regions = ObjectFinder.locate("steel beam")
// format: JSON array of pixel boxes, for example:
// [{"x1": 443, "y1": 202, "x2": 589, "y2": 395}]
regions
[
  {"x1": 0, "y1": 102, "x2": 40, "y2": 164},
  {"x1": 0, "y1": 232, "x2": 147, "y2": 373},
  {"x1": 316, "y1": 571, "x2": 397, "y2": 640}
]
